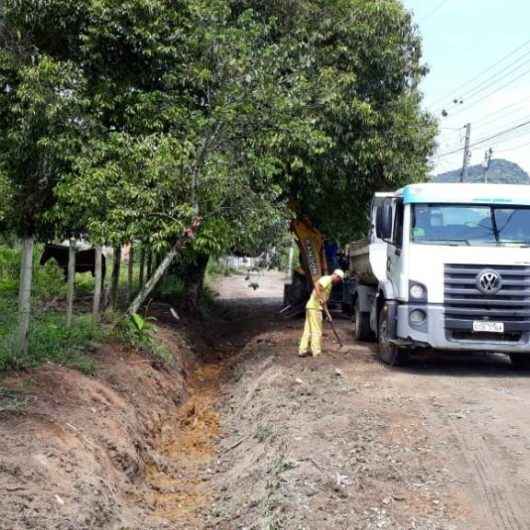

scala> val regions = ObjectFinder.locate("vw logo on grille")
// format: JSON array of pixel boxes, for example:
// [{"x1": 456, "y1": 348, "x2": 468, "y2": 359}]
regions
[{"x1": 476, "y1": 269, "x2": 502, "y2": 295}]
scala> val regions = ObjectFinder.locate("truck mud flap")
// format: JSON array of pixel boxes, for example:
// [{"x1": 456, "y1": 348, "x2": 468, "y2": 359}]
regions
[{"x1": 386, "y1": 300, "x2": 398, "y2": 340}]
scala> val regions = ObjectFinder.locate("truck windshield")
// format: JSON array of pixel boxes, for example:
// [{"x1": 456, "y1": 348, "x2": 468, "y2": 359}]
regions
[{"x1": 411, "y1": 204, "x2": 530, "y2": 246}]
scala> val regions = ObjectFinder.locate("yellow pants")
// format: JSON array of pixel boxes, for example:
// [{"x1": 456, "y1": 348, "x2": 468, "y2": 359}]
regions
[{"x1": 299, "y1": 309, "x2": 323, "y2": 356}]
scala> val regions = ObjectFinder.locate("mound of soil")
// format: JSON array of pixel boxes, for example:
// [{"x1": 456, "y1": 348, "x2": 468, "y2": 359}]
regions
[{"x1": 0, "y1": 325, "x2": 199, "y2": 530}]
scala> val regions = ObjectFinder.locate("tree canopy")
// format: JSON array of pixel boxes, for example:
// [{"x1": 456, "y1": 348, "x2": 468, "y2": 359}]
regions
[
  {"x1": 236, "y1": 0, "x2": 437, "y2": 241},
  {"x1": 0, "y1": 0, "x2": 436, "y2": 250}
]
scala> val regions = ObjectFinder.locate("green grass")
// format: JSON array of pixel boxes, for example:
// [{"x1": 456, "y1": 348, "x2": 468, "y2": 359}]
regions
[
  {"x1": 0, "y1": 243, "x2": 222, "y2": 375},
  {"x1": 155, "y1": 274, "x2": 185, "y2": 303},
  {"x1": 0, "y1": 305, "x2": 102, "y2": 374},
  {"x1": 0, "y1": 243, "x2": 106, "y2": 375},
  {"x1": 206, "y1": 258, "x2": 238, "y2": 278}
]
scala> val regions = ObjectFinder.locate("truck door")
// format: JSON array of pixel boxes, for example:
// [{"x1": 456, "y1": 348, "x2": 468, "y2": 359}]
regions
[
  {"x1": 369, "y1": 197, "x2": 390, "y2": 283},
  {"x1": 387, "y1": 199, "x2": 405, "y2": 300}
]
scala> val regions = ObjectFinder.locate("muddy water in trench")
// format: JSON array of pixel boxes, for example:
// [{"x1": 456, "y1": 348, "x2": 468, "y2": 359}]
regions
[
  {"x1": 144, "y1": 363, "x2": 223, "y2": 526},
  {"x1": 143, "y1": 275, "x2": 286, "y2": 526}
]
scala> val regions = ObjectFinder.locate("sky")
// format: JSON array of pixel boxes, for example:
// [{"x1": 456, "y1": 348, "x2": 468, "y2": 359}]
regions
[{"x1": 402, "y1": 0, "x2": 530, "y2": 175}]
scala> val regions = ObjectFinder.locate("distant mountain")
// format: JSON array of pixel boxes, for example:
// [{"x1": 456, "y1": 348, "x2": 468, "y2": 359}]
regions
[{"x1": 432, "y1": 159, "x2": 530, "y2": 185}]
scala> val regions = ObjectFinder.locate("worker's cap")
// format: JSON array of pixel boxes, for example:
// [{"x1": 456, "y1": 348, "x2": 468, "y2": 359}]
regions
[{"x1": 333, "y1": 269, "x2": 345, "y2": 280}]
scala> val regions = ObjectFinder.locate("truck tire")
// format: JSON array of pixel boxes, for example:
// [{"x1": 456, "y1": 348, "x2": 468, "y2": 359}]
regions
[
  {"x1": 353, "y1": 299, "x2": 372, "y2": 342},
  {"x1": 377, "y1": 304, "x2": 408, "y2": 366},
  {"x1": 509, "y1": 354, "x2": 530, "y2": 370}
]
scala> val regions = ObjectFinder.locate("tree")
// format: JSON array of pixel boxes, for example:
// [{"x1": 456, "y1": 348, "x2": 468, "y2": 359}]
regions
[
  {"x1": 236, "y1": 0, "x2": 437, "y2": 242},
  {"x1": 45, "y1": 1, "x2": 307, "y2": 310},
  {"x1": 2, "y1": 0, "x2": 437, "y2": 322},
  {"x1": 0, "y1": 22, "x2": 87, "y2": 353}
]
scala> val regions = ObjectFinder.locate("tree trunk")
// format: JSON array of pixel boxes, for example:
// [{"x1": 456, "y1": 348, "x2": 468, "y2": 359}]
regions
[
  {"x1": 18, "y1": 236, "x2": 34, "y2": 356},
  {"x1": 182, "y1": 253, "x2": 209, "y2": 313},
  {"x1": 127, "y1": 219, "x2": 201, "y2": 316},
  {"x1": 110, "y1": 245, "x2": 122, "y2": 310},
  {"x1": 139, "y1": 246, "x2": 146, "y2": 288},
  {"x1": 146, "y1": 249, "x2": 153, "y2": 280},
  {"x1": 128, "y1": 246, "x2": 179, "y2": 316},
  {"x1": 93, "y1": 246, "x2": 103, "y2": 321},
  {"x1": 66, "y1": 239, "x2": 76, "y2": 328},
  {"x1": 127, "y1": 242, "x2": 134, "y2": 303},
  {"x1": 287, "y1": 240, "x2": 295, "y2": 282}
]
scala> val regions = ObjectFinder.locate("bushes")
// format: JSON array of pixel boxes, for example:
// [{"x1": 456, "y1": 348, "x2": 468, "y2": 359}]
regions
[
  {"x1": 118, "y1": 314, "x2": 173, "y2": 366},
  {"x1": 206, "y1": 258, "x2": 237, "y2": 277},
  {"x1": 155, "y1": 274, "x2": 185, "y2": 303}
]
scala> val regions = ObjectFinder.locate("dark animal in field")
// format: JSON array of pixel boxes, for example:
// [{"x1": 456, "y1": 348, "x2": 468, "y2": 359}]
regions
[{"x1": 40, "y1": 244, "x2": 106, "y2": 282}]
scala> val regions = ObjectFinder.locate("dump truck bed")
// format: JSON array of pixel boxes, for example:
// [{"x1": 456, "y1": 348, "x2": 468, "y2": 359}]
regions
[{"x1": 347, "y1": 239, "x2": 377, "y2": 285}]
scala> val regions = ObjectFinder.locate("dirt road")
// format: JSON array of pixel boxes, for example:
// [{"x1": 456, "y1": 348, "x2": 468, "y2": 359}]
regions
[
  {"x1": 193, "y1": 271, "x2": 530, "y2": 529},
  {"x1": 3, "y1": 271, "x2": 530, "y2": 529}
]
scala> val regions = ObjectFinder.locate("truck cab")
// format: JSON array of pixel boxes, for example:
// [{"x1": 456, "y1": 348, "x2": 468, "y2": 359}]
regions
[{"x1": 355, "y1": 183, "x2": 530, "y2": 368}]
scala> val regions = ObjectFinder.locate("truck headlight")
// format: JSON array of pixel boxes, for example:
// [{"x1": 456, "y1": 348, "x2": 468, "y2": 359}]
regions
[
  {"x1": 410, "y1": 309, "x2": 427, "y2": 324},
  {"x1": 409, "y1": 281, "x2": 427, "y2": 301}
]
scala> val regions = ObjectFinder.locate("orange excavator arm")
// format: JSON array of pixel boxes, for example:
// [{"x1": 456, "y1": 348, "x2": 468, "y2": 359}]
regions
[{"x1": 290, "y1": 218, "x2": 328, "y2": 287}]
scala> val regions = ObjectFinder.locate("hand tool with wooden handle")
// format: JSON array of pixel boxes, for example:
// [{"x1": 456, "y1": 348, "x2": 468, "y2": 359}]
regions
[{"x1": 323, "y1": 304, "x2": 344, "y2": 348}]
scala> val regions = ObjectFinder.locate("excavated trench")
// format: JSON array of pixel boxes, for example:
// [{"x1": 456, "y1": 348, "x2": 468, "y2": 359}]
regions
[
  {"x1": 0, "y1": 274, "x2": 284, "y2": 530},
  {"x1": 133, "y1": 292, "x2": 284, "y2": 529}
]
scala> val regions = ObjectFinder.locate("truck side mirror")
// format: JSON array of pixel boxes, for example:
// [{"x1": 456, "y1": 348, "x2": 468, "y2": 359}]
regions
[{"x1": 376, "y1": 201, "x2": 393, "y2": 240}]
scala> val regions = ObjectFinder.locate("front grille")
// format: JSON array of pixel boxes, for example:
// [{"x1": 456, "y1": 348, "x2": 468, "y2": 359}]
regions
[
  {"x1": 444, "y1": 264, "x2": 530, "y2": 333},
  {"x1": 451, "y1": 331, "x2": 522, "y2": 343}
]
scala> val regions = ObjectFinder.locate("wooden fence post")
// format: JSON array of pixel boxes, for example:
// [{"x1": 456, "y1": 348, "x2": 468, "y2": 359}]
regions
[
  {"x1": 66, "y1": 239, "x2": 76, "y2": 328},
  {"x1": 93, "y1": 245, "x2": 103, "y2": 321},
  {"x1": 18, "y1": 236, "x2": 34, "y2": 356},
  {"x1": 110, "y1": 245, "x2": 122, "y2": 310},
  {"x1": 127, "y1": 242, "x2": 134, "y2": 303}
]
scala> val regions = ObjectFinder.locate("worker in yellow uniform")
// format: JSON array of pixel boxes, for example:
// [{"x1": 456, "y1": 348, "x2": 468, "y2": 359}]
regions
[{"x1": 299, "y1": 269, "x2": 345, "y2": 357}]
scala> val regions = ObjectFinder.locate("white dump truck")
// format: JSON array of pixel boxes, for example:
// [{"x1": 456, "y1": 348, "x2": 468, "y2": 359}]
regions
[{"x1": 349, "y1": 183, "x2": 530, "y2": 368}]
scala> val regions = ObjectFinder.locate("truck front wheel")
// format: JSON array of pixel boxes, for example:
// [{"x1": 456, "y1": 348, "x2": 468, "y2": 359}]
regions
[
  {"x1": 353, "y1": 299, "x2": 372, "y2": 342},
  {"x1": 378, "y1": 305, "x2": 408, "y2": 366},
  {"x1": 509, "y1": 354, "x2": 530, "y2": 370}
]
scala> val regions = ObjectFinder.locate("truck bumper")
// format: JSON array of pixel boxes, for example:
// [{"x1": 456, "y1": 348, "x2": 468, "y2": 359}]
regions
[{"x1": 396, "y1": 304, "x2": 530, "y2": 353}]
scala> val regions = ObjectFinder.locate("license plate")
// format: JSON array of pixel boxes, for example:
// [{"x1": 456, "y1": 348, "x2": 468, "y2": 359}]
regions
[{"x1": 473, "y1": 321, "x2": 504, "y2": 333}]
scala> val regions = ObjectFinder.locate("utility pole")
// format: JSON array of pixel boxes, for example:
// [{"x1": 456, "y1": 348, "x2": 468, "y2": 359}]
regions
[
  {"x1": 483, "y1": 148, "x2": 493, "y2": 183},
  {"x1": 461, "y1": 123, "x2": 471, "y2": 183}
]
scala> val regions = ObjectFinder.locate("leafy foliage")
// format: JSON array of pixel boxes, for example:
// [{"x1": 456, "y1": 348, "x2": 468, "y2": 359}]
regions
[
  {"x1": 237, "y1": 0, "x2": 437, "y2": 241},
  {"x1": 119, "y1": 314, "x2": 173, "y2": 365},
  {"x1": 0, "y1": 35, "x2": 88, "y2": 237}
]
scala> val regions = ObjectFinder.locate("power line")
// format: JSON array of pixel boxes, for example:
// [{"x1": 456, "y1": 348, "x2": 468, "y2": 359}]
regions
[
  {"x1": 437, "y1": 94, "x2": 530, "y2": 135},
  {"x1": 440, "y1": 65, "x2": 530, "y2": 120},
  {"x1": 473, "y1": 113, "x2": 530, "y2": 140},
  {"x1": 426, "y1": 38, "x2": 530, "y2": 110},
  {"x1": 436, "y1": 118, "x2": 530, "y2": 159},
  {"x1": 420, "y1": 0, "x2": 451, "y2": 23},
  {"x1": 435, "y1": 97, "x2": 530, "y2": 149},
  {"x1": 479, "y1": 128, "x2": 530, "y2": 151},
  {"x1": 496, "y1": 139, "x2": 530, "y2": 153},
  {"x1": 453, "y1": 49, "x2": 530, "y2": 104},
  {"x1": 435, "y1": 129, "x2": 530, "y2": 167},
  {"x1": 473, "y1": 99, "x2": 530, "y2": 130}
]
